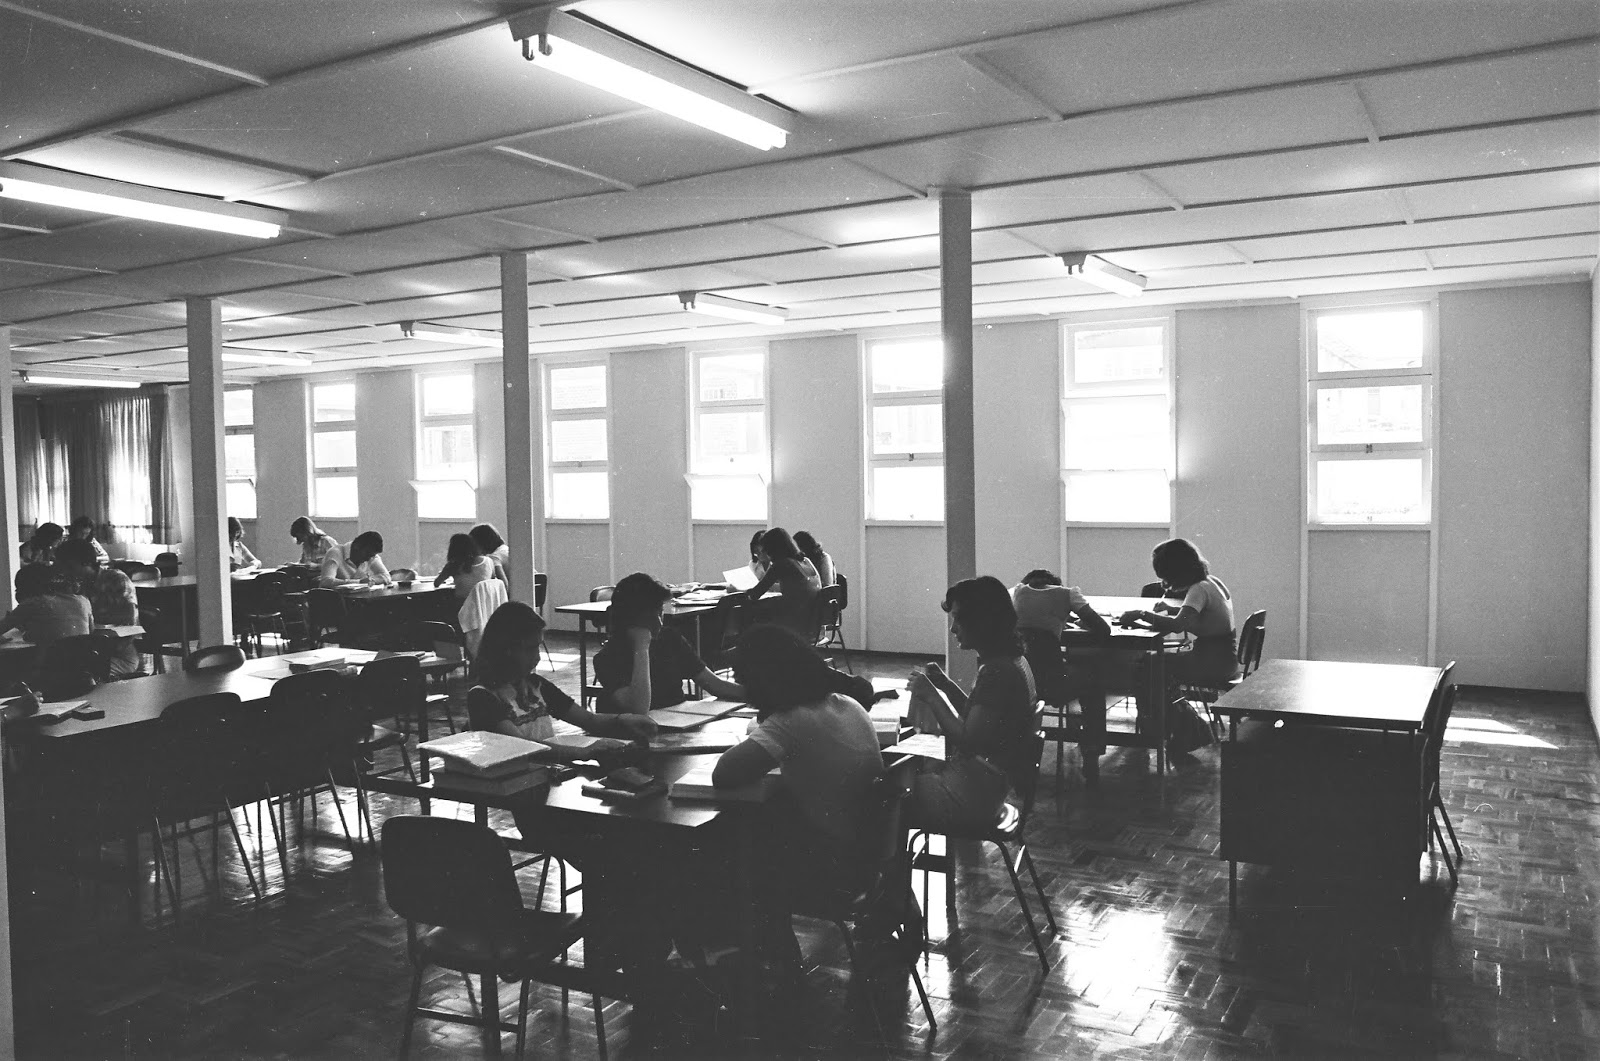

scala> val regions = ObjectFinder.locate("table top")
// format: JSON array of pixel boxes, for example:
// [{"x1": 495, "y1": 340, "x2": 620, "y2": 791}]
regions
[
  {"x1": 556, "y1": 598, "x2": 721, "y2": 617},
  {"x1": 333, "y1": 582, "x2": 451, "y2": 602},
  {"x1": 539, "y1": 754, "x2": 743, "y2": 829},
  {"x1": 1210, "y1": 658, "x2": 1441, "y2": 730}
]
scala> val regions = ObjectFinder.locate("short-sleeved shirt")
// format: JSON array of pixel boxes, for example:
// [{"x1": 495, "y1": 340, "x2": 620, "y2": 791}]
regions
[
  {"x1": 320, "y1": 542, "x2": 391, "y2": 587},
  {"x1": 466, "y1": 675, "x2": 579, "y2": 744},
  {"x1": 963, "y1": 655, "x2": 1039, "y2": 793},
  {"x1": 6, "y1": 593, "x2": 92, "y2": 649},
  {"x1": 1010, "y1": 583, "x2": 1090, "y2": 635},
  {"x1": 745, "y1": 693, "x2": 882, "y2": 845},
  {"x1": 298, "y1": 533, "x2": 338, "y2": 566},
  {"x1": 592, "y1": 628, "x2": 705, "y2": 713},
  {"x1": 1180, "y1": 577, "x2": 1235, "y2": 639},
  {"x1": 444, "y1": 556, "x2": 497, "y2": 600}
]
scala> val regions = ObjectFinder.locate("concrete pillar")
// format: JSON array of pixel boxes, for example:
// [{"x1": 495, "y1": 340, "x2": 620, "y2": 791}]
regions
[
  {"x1": 938, "y1": 189, "x2": 977, "y2": 681},
  {"x1": 0, "y1": 329, "x2": 19, "y2": 611},
  {"x1": 500, "y1": 252, "x2": 537, "y2": 605},
  {"x1": 186, "y1": 297, "x2": 232, "y2": 645}
]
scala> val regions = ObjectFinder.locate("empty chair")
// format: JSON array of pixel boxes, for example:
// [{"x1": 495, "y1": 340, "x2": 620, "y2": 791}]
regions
[
  {"x1": 153, "y1": 552, "x2": 181, "y2": 577},
  {"x1": 1140, "y1": 580, "x2": 1165, "y2": 598},
  {"x1": 1421, "y1": 670, "x2": 1463, "y2": 885},
  {"x1": 183, "y1": 644, "x2": 246, "y2": 672},
  {"x1": 305, "y1": 588, "x2": 347, "y2": 647},
  {"x1": 381, "y1": 815, "x2": 604, "y2": 1060},
  {"x1": 259, "y1": 670, "x2": 365, "y2": 861},
  {"x1": 34, "y1": 634, "x2": 108, "y2": 699},
  {"x1": 126, "y1": 564, "x2": 161, "y2": 583}
]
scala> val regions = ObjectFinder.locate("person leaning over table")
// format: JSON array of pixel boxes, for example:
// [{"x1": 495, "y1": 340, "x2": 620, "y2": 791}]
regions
[
  {"x1": 18, "y1": 523, "x2": 64, "y2": 567},
  {"x1": 228, "y1": 517, "x2": 260, "y2": 572},
  {"x1": 51, "y1": 539, "x2": 102, "y2": 596},
  {"x1": 467, "y1": 523, "x2": 512, "y2": 581},
  {"x1": 592, "y1": 572, "x2": 745, "y2": 714},
  {"x1": 289, "y1": 516, "x2": 338, "y2": 566},
  {"x1": 0, "y1": 563, "x2": 91, "y2": 651},
  {"x1": 1116, "y1": 537, "x2": 1235, "y2": 757},
  {"x1": 792, "y1": 529, "x2": 836, "y2": 587},
  {"x1": 318, "y1": 530, "x2": 393, "y2": 588},
  {"x1": 67, "y1": 516, "x2": 110, "y2": 569},
  {"x1": 1012, "y1": 568, "x2": 1112, "y2": 770},
  {"x1": 90, "y1": 568, "x2": 143, "y2": 679},
  {"x1": 904, "y1": 576, "x2": 1038, "y2": 834},
  {"x1": 433, "y1": 533, "x2": 500, "y2": 600},
  {"x1": 747, "y1": 527, "x2": 823, "y2": 638}
]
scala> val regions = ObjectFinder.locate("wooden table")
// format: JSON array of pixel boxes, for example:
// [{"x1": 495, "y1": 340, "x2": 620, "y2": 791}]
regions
[{"x1": 1209, "y1": 658, "x2": 1439, "y2": 736}]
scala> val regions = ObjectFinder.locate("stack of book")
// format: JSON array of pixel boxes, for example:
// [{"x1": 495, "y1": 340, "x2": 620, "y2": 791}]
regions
[
  {"x1": 288, "y1": 649, "x2": 348, "y2": 674},
  {"x1": 669, "y1": 758, "x2": 780, "y2": 802},
  {"x1": 648, "y1": 697, "x2": 745, "y2": 731},
  {"x1": 870, "y1": 702, "x2": 907, "y2": 747},
  {"x1": 419, "y1": 731, "x2": 551, "y2": 796}
]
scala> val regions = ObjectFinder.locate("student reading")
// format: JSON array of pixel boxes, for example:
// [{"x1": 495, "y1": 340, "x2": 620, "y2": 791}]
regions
[
  {"x1": 318, "y1": 531, "x2": 391, "y2": 588},
  {"x1": 228, "y1": 517, "x2": 260, "y2": 571},
  {"x1": 467, "y1": 523, "x2": 511, "y2": 581},
  {"x1": 592, "y1": 572, "x2": 744, "y2": 713},
  {"x1": 747, "y1": 527, "x2": 822, "y2": 637},
  {"x1": 289, "y1": 516, "x2": 338, "y2": 566},
  {"x1": 433, "y1": 533, "x2": 500, "y2": 600},
  {"x1": 67, "y1": 516, "x2": 110, "y2": 569}
]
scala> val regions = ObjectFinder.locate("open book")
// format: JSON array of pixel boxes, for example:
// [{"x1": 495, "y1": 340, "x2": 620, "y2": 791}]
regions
[{"x1": 669, "y1": 758, "x2": 780, "y2": 802}]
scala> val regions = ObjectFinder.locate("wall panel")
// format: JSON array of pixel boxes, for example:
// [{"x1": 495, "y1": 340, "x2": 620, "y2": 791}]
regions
[{"x1": 1308, "y1": 530, "x2": 1430, "y2": 664}]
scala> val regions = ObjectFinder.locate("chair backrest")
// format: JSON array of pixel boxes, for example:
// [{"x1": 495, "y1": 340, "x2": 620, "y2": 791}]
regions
[
  {"x1": 702, "y1": 591, "x2": 747, "y2": 672},
  {"x1": 381, "y1": 815, "x2": 526, "y2": 936},
  {"x1": 264, "y1": 669, "x2": 361, "y2": 783},
  {"x1": 153, "y1": 552, "x2": 181, "y2": 577},
  {"x1": 1140, "y1": 581, "x2": 1165, "y2": 598},
  {"x1": 589, "y1": 585, "x2": 613, "y2": 603},
  {"x1": 306, "y1": 588, "x2": 346, "y2": 636},
  {"x1": 461, "y1": 578, "x2": 508, "y2": 634},
  {"x1": 835, "y1": 572, "x2": 849, "y2": 611},
  {"x1": 1420, "y1": 660, "x2": 1458, "y2": 745},
  {"x1": 1237, "y1": 609, "x2": 1267, "y2": 674},
  {"x1": 400, "y1": 620, "x2": 463, "y2": 660},
  {"x1": 127, "y1": 564, "x2": 161, "y2": 583},
  {"x1": 589, "y1": 585, "x2": 614, "y2": 633},
  {"x1": 183, "y1": 643, "x2": 246, "y2": 672},
  {"x1": 814, "y1": 585, "x2": 844, "y2": 635},
  {"x1": 157, "y1": 691, "x2": 247, "y2": 795},
  {"x1": 358, "y1": 654, "x2": 424, "y2": 720},
  {"x1": 36, "y1": 634, "x2": 107, "y2": 696},
  {"x1": 534, "y1": 572, "x2": 548, "y2": 612},
  {"x1": 249, "y1": 570, "x2": 288, "y2": 613}
]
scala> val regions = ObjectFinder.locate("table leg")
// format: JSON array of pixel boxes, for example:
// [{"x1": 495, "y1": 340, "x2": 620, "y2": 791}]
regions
[
  {"x1": 125, "y1": 824, "x2": 143, "y2": 925},
  {"x1": 577, "y1": 618, "x2": 590, "y2": 706},
  {"x1": 1152, "y1": 649, "x2": 1167, "y2": 777},
  {"x1": 735, "y1": 812, "x2": 758, "y2": 1044},
  {"x1": 480, "y1": 971, "x2": 501, "y2": 1056}
]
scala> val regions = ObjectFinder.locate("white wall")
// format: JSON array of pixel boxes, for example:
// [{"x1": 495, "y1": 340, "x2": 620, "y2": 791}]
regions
[
  {"x1": 251, "y1": 378, "x2": 308, "y2": 566},
  {"x1": 611, "y1": 347, "x2": 689, "y2": 581},
  {"x1": 1590, "y1": 272, "x2": 1600, "y2": 735},
  {"x1": 356, "y1": 369, "x2": 418, "y2": 571}
]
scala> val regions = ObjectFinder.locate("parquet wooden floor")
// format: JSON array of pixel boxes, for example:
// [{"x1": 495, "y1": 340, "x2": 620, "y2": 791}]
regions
[{"x1": 12, "y1": 640, "x2": 1598, "y2": 1060}]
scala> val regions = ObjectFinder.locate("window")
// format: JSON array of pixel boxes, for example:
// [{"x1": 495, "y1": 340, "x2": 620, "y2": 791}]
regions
[
  {"x1": 415, "y1": 371, "x2": 477, "y2": 519},
  {"x1": 689, "y1": 351, "x2": 768, "y2": 520},
  {"x1": 224, "y1": 387, "x2": 256, "y2": 520},
  {"x1": 867, "y1": 338, "x2": 943, "y2": 521},
  {"x1": 311, "y1": 381, "x2": 358, "y2": 519},
  {"x1": 1061, "y1": 320, "x2": 1172, "y2": 523},
  {"x1": 545, "y1": 360, "x2": 609, "y2": 519},
  {"x1": 1307, "y1": 304, "x2": 1433, "y2": 524}
]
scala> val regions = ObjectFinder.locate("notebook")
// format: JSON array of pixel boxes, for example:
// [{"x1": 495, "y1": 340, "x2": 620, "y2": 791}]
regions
[
  {"x1": 722, "y1": 565, "x2": 760, "y2": 592},
  {"x1": 419, "y1": 731, "x2": 551, "y2": 776},
  {"x1": 669, "y1": 759, "x2": 779, "y2": 802},
  {"x1": 885, "y1": 733, "x2": 947, "y2": 761}
]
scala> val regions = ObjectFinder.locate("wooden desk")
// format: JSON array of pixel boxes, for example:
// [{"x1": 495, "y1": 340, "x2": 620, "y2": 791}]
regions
[{"x1": 1210, "y1": 658, "x2": 1438, "y2": 735}]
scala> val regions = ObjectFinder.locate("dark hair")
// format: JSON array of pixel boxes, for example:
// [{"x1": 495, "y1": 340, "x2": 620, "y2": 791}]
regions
[
  {"x1": 942, "y1": 575, "x2": 1023, "y2": 657},
  {"x1": 749, "y1": 530, "x2": 764, "y2": 562},
  {"x1": 69, "y1": 515, "x2": 94, "y2": 535},
  {"x1": 1021, "y1": 569, "x2": 1061, "y2": 586},
  {"x1": 609, "y1": 572, "x2": 672, "y2": 628},
  {"x1": 14, "y1": 564, "x2": 50, "y2": 600},
  {"x1": 289, "y1": 516, "x2": 314, "y2": 540},
  {"x1": 733, "y1": 624, "x2": 839, "y2": 715},
  {"x1": 470, "y1": 601, "x2": 545, "y2": 687},
  {"x1": 468, "y1": 523, "x2": 504, "y2": 554},
  {"x1": 792, "y1": 530, "x2": 820, "y2": 555},
  {"x1": 53, "y1": 539, "x2": 98, "y2": 571},
  {"x1": 758, "y1": 527, "x2": 802, "y2": 563},
  {"x1": 446, "y1": 533, "x2": 482, "y2": 567},
  {"x1": 31, "y1": 523, "x2": 63, "y2": 547},
  {"x1": 228, "y1": 516, "x2": 243, "y2": 540},
  {"x1": 350, "y1": 531, "x2": 384, "y2": 561},
  {"x1": 1151, "y1": 538, "x2": 1209, "y2": 588}
]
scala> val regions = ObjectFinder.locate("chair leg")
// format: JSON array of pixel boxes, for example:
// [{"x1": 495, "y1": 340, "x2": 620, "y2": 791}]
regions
[
  {"x1": 593, "y1": 989, "x2": 608, "y2": 1061},
  {"x1": 997, "y1": 841, "x2": 1049, "y2": 972},
  {"x1": 837, "y1": 921, "x2": 856, "y2": 964},
  {"x1": 323, "y1": 771, "x2": 354, "y2": 846},
  {"x1": 908, "y1": 962, "x2": 937, "y2": 1033},
  {"x1": 398, "y1": 965, "x2": 423, "y2": 1060},
  {"x1": 1431, "y1": 813, "x2": 1458, "y2": 886},
  {"x1": 1020, "y1": 846, "x2": 1059, "y2": 936},
  {"x1": 1229, "y1": 860, "x2": 1237, "y2": 913},
  {"x1": 1436, "y1": 797, "x2": 1463, "y2": 860},
  {"x1": 222, "y1": 804, "x2": 262, "y2": 900},
  {"x1": 514, "y1": 979, "x2": 531, "y2": 1061}
]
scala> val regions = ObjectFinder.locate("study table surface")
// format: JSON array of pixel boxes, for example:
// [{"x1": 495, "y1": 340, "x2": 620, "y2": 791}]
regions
[{"x1": 1210, "y1": 658, "x2": 1440, "y2": 732}]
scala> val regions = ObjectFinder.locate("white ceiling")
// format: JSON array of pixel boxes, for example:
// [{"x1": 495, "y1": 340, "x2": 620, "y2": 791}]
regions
[{"x1": 1, "y1": 0, "x2": 1596, "y2": 384}]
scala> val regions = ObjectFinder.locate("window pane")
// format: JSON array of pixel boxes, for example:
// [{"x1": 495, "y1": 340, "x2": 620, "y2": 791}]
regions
[
  {"x1": 549, "y1": 365, "x2": 607, "y2": 410},
  {"x1": 1316, "y1": 385, "x2": 1423, "y2": 445},
  {"x1": 1316, "y1": 309, "x2": 1426, "y2": 373},
  {"x1": 551, "y1": 471, "x2": 609, "y2": 519},
  {"x1": 224, "y1": 433, "x2": 256, "y2": 478},
  {"x1": 699, "y1": 354, "x2": 763, "y2": 402},
  {"x1": 1315, "y1": 458, "x2": 1426, "y2": 523},
  {"x1": 313, "y1": 383, "x2": 356, "y2": 422},
  {"x1": 1071, "y1": 326, "x2": 1164, "y2": 385},
  {"x1": 550, "y1": 418, "x2": 607, "y2": 463},
  {"x1": 1064, "y1": 470, "x2": 1171, "y2": 522},
  {"x1": 872, "y1": 404, "x2": 942, "y2": 455},
  {"x1": 416, "y1": 480, "x2": 477, "y2": 520},
  {"x1": 226, "y1": 481, "x2": 257, "y2": 521},
  {"x1": 691, "y1": 476, "x2": 766, "y2": 520},
  {"x1": 421, "y1": 424, "x2": 475, "y2": 477},
  {"x1": 1064, "y1": 396, "x2": 1168, "y2": 470},
  {"x1": 871, "y1": 341, "x2": 942, "y2": 393},
  {"x1": 422, "y1": 374, "x2": 474, "y2": 417},
  {"x1": 872, "y1": 465, "x2": 944, "y2": 521},
  {"x1": 696, "y1": 411, "x2": 765, "y2": 472},
  {"x1": 224, "y1": 388, "x2": 253, "y2": 427},
  {"x1": 314, "y1": 476, "x2": 358, "y2": 518},
  {"x1": 314, "y1": 429, "x2": 356, "y2": 469}
]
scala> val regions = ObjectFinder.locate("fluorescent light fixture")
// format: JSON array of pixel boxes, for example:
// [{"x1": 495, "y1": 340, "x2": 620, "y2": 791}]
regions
[
  {"x1": 678, "y1": 292, "x2": 790, "y2": 326},
  {"x1": 0, "y1": 161, "x2": 285, "y2": 239},
  {"x1": 1059, "y1": 253, "x2": 1148, "y2": 298},
  {"x1": 508, "y1": 10, "x2": 794, "y2": 151},
  {"x1": 401, "y1": 322, "x2": 504, "y2": 349},
  {"x1": 21, "y1": 373, "x2": 142, "y2": 389},
  {"x1": 221, "y1": 348, "x2": 314, "y2": 367}
]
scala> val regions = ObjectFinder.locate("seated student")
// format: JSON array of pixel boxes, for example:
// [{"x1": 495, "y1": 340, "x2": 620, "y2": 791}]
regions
[
  {"x1": 1012, "y1": 569, "x2": 1112, "y2": 769},
  {"x1": 433, "y1": 533, "x2": 499, "y2": 599},
  {"x1": 593, "y1": 572, "x2": 745, "y2": 714},
  {"x1": 468, "y1": 523, "x2": 512, "y2": 581},
  {"x1": 1117, "y1": 537, "x2": 1235, "y2": 756},
  {"x1": 67, "y1": 516, "x2": 111, "y2": 569},
  {"x1": 905, "y1": 576, "x2": 1038, "y2": 834},
  {"x1": 228, "y1": 517, "x2": 261, "y2": 571},
  {"x1": 318, "y1": 530, "x2": 393, "y2": 588},
  {"x1": 0, "y1": 564, "x2": 92, "y2": 650},
  {"x1": 18, "y1": 523, "x2": 64, "y2": 566},
  {"x1": 51, "y1": 539, "x2": 102, "y2": 596},
  {"x1": 748, "y1": 530, "x2": 766, "y2": 570},
  {"x1": 712, "y1": 624, "x2": 883, "y2": 963},
  {"x1": 89, "y1": 568, "x2": 143, "y2": 679},
  {"x1": 792, "y1": 530, "x2": 836, "y2": 587},
  {"x1": 289, "y1": 516, "x2": 338, "y2": 566},
  {"x1": 747, "y1": 527, "x2": 823, "y2": 638}
]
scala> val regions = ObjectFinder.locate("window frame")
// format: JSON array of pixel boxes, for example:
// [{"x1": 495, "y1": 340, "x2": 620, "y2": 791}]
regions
[
  {"x1": 1304, "y1": 299, "x2": 1437, "y2": 528},
  {"x1": 1059, "y1": 315, "x2": 1174, "y2": 528},
  {"x1": 687, "y1": 347, "x2": 770, "y2": 523},
  {"x1": 413, "y1": 369, "x2": 479, "y2": 521},
  {"x1": 310, "y1": 379, "x2": 358, "y2": 520},
  {"x1": 543, "y1": 356, "x2": 611, "y2": 522},
  {"x1": 223, "y1": 386, "x2": 257, "y2": 521},
  {"x1": 864, "y1": 335, "x2": 945, "y2": 524}
]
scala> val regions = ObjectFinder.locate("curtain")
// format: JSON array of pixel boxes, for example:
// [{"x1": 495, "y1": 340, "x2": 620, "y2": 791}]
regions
[{"x1": 11, "y1": 392, "x2": 181, "y2": 545}]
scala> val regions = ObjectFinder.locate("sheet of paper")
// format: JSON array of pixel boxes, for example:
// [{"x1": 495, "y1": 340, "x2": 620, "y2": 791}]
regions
[{"x1": 886, "y1": 733, "x2": 947, "y2": 761}]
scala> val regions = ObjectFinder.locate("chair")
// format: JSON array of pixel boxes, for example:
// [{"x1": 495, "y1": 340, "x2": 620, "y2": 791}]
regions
[
  {"x1": 1178, "y1": 609, "x2": 1266, "y2": 736},
  {"x1": 153, "y1": 551, "x2": 181, "y2": 577},
  {"x1": 182, "y1": 644, "x2": 246, "y2": 672},
  {"x1": 259, "y1": 670, "x2": 365, "y2": 861},
  {"x1": 126, "y1": 564, "x2": 161, "y2": 583},
  {"x1": 380, "y1": 815, "x2": 604, "y2": 1061},
  {"x1": 533, "y1": 572, "x2": 551, "y2": 669},
  {"x1": 1420, "y1": 666, "x2": 1462, "y2": 885},
  {"x1": 791, "y1": 754, "x2": 936, "y2": 1035},
  {"x1": 582, "y1": 586, "x2": 615, "y2": 704},
  {"x1": 235, "y1": 572, "x2": 293, "y2": 656},
  {"x1": 814, "y1": 581, "x2": 851, "y2": 673},
  {"x1": 305, "y1": 588, "x2": 347, "y2": 647},
  {"x1": 355, "y1": 655, "x2": 439, "y2": 781},
  {"x1": 34, "y1": 634, "x2": 108, "y2": 699},
  {"x1": 909, "y1": 722, "x2": 1059, "y2": 972},
  {"x1": 1140, "y1": 581, "x2": 1165, "y2": 598},
  {"x1": 461, "y1": 578, "x2": 509, "y2": 659},
  {"x1": 700, "y1": 591, "x2": 747, "y2": 676}
]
